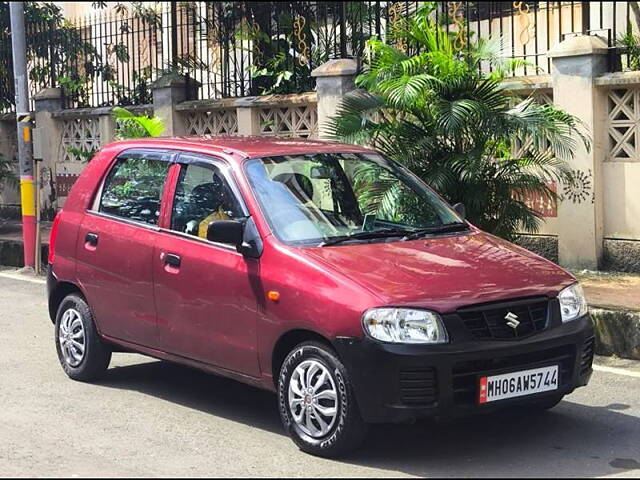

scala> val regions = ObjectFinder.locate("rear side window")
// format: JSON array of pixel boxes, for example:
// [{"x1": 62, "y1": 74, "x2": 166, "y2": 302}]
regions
[{"x1": 99, "y1": 154, "x2": 170, "y2": 225}]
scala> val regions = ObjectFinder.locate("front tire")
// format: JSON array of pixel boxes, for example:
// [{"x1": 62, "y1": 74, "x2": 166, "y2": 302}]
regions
[
  {"x1": 278, "y1": 341, "x2": 367, "y2": 458},
  {"x1": 55, "y1": 293, "x2": 111, "y2": 381}
]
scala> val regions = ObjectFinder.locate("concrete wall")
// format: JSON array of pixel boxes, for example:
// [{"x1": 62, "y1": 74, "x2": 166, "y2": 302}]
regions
[
  {"x1": 506, "y1": 67, "x2": 640, "y2": 272},
  {"x1": 0, "y1": 117, "x2": 19, "y2": 217}
]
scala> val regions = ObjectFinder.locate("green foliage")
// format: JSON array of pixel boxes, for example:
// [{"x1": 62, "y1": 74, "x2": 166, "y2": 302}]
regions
[
  {"x1": 330, "y1": 3, "x2": 589, "y2": 241},
  {"x1": 66, "y1": 107, "x2": 166, "y2": 163},
  {"x1": 66, "y1": 146, "x2": 98, "y2": 163},
  {"x1": 242, "y1": 9, "x2": 314, "y2": 95},
  {"x1": 112, "y1": 106, "x2": 165, "y2": 139},
  {"x1": 616, "y1": 28, "x2": 640, "y2": 71},
  {"x1": 0, "y1": 2, "x2": 114, "y2": 109}
]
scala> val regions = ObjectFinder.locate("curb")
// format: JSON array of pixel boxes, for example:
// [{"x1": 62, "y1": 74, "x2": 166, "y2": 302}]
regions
[
  {"x1": 0, "y1": 239, "x2": 48, "y2": 268},
  {"x1": 591, "y1": 307, "x2": 640, "y2": 361}
]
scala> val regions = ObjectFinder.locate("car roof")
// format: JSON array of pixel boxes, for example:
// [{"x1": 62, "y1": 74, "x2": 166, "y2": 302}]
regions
[{"x1": 109, "y1": 136, "x2": 375, "y2": 160}]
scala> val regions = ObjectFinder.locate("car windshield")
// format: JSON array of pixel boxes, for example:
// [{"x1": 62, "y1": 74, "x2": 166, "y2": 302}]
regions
[{"x1": 245, "y1": 152, "x2": 465, "y2": 246}]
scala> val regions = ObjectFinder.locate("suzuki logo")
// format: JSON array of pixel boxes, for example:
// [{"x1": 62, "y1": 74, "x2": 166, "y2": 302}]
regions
[{"x1": 505, "y1": 312, "x2": 520, "y2": 329}]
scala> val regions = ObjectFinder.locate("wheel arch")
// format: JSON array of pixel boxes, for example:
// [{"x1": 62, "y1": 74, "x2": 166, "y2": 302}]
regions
[
  {"x1": 270, "y1": 329, "x2": 335, "y2": 388},
  {"x1": 48, "y1": 281, "x2": 85, "y2": 323}
]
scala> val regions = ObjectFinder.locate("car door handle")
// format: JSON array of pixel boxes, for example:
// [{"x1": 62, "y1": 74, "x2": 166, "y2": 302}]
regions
[
  {"x1": 164, "y1": 253, "x2": 181, "y2": 268},
  {"x1": 85, "y1": 232, "x2": 99, "y2": 246}
]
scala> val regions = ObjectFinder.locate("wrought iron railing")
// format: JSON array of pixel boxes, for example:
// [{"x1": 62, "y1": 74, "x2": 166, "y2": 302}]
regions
[{"x1": 1, "y1": 2, "x2": 640, "y2": 113}]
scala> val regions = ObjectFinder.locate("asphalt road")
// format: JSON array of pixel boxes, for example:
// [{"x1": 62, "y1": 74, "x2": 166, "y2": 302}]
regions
[{"x1": 1, "y1": 273, "x2": 639, "y2": 478}]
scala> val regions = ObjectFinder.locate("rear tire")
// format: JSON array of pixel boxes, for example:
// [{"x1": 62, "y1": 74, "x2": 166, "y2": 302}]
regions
[
  {"x1": 55, "y1": 293, "x2": 111, "y2": 381},
  {"x1": 278, "y1": 341, "x2": 368, "y2": 458}
]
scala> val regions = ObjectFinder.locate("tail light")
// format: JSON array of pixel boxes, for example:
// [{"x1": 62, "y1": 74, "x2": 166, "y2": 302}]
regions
[{"x1": 48, "y1": 213, "x2": 61, "y2": 264}]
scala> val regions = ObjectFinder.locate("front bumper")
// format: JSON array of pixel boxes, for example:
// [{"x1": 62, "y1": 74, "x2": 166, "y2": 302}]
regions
[{"x1": 334, "y1": 313, "x2": 594, "y2": 424}]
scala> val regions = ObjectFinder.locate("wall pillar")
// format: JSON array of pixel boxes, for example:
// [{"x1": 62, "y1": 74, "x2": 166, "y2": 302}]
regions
[
  {"x1": 236, "y1": 99, "x2": 261, "y2": 136},
  {"x1": 548, "y1": 35, "x2": 609, "y2": 270},
  {"x1": 33, "y1": 88, "x2": 63, "y2": 219},
  {"x1": 99, "y1": 114, "x2": 116, "y2": 144},
  {"x1": 152, "y1": 73, "x2": 199, "y2": 136},
  {"x1": 311, "y1": 59, "x2": 358, "y2": 140}
]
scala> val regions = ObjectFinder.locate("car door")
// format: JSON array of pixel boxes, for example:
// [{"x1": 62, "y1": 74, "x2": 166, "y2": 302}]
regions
[
  {"x1": 75, "y1": 149, "x2": 172, "y2": 347},
  {"x1": 153, "y1": 153, "x2": 261, "y2": 377}
]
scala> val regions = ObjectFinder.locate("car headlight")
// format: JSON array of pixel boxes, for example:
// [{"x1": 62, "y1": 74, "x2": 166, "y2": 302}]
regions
[
  {"x1": 558, "y1": 283, "x2": 588, "y2": 323},
  {"x1": 362, "y1": 308, "x2": 448, "y2": 344}
]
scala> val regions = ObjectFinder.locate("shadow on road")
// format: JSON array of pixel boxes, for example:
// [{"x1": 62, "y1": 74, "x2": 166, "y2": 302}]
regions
[{"x1": 97, "y1": 359, "x2": 640, "y2": 478}]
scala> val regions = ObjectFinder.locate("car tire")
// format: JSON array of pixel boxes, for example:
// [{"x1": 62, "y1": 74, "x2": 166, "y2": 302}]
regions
[
  {"x1": 55, "y1": 293, "x2": 111, "y2": 382},
  {"x1": 278, "y1": 341, "x2": 368, "y2": 458}
]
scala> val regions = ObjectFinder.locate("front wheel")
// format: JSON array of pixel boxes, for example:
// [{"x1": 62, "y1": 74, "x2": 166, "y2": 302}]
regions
[{"x1": 278, "y1": 341, "x2": 368, "y2": 458}]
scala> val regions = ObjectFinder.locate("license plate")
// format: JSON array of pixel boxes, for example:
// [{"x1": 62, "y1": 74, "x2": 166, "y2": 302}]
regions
[{"x1": 478, "y1": 365, "x2": 558, "y2": 404}]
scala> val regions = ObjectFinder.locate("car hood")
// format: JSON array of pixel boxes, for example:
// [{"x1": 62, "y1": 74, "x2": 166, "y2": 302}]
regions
[{"x1": 299, "y1": 231, "x2": 574, "y2": 313}]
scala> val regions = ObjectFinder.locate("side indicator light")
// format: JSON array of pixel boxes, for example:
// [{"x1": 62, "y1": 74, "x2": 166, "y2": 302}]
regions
[{"x1": 267, "y1": 290, "x2": 280, "y2": 302}]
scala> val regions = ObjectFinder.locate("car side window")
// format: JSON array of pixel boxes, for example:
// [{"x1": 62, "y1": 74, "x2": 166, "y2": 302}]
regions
[
  {"x1": 99, "y1": 154, "x2": 170, "y2": 226},
  {"x1": 170, "y1": 163, "x2": 245, "y2": 239}
]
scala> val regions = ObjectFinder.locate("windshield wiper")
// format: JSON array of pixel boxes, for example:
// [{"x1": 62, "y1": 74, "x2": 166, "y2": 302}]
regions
[
  {"x1": 319, "y1": 228, "x2": 412, "y2": 247},
  {"x1": 401, "y1": 222, "x2": 469, "y2": 241}
]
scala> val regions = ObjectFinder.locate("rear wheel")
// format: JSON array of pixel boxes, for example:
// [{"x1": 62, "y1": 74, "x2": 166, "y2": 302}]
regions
[
  {"x1": 55, "y1": 294, "x2": 111, "y2": 381},
  {"x1": 278, "y1": 341, "x2": 367, "y2": 458}
]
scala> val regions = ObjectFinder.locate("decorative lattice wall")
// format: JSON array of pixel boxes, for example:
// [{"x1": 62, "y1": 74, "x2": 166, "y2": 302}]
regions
[
  {"x1": 607, "y1": 88, "x2": 640, "y2": 161},
  {"x1": 184, "y1": 109, "x2": 238, "y2": 136},
  {"x1": 259, "y1": 104, "x2": 318, "y2": 138},
  {"x1": 512, "y1": 90, "x2": 554, "y2": 158},
  {"x1": 60, "y1": 116, "x2": 101, "y2": 162},
  {"x1": 512, "y1": 90, "x2": 557, "y2": 217}
]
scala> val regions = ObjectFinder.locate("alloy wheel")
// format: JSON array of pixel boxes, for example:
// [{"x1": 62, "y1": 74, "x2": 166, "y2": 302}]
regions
[
  {"x1": 287, "y1": 359, "x2": 339, "y2": 438},
  {"x1": 58, "y1": 308, "x2": 86, "y2": 368}
]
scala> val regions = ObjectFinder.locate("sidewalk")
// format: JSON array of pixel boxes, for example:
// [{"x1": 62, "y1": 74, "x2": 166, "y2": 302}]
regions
[{"x1": 577, "y1": 271, "x2": 640, "y2": 312}]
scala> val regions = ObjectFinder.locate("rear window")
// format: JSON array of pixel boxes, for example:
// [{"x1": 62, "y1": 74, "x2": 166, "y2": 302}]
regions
[{"x1": 99, "y1": 152, "x2": 170, "y2": 225}]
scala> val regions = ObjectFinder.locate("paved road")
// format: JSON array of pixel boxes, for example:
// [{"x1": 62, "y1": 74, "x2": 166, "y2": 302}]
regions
[{"x1": 1, "y1": 273, "x2": 639, "y2": 478}]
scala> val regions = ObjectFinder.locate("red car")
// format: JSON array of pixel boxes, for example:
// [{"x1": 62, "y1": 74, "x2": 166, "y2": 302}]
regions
[{"x1": 47, "y1": 137, "x2": 594, "y2": 457}]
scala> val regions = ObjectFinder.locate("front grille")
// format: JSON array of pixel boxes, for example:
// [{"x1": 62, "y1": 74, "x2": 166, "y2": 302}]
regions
[
  {"x1": 399, "y1": 367, "x2": 438, "y2": 406},
  {"x1": 580, "y1": 336, "x2": 595, "y2": 375},
  {"x1": 452, "y1": 344, "x2": 575, "y2": 406},
  {"x1": 458, "y1": 298, "x2": 549, "y2": 339}
]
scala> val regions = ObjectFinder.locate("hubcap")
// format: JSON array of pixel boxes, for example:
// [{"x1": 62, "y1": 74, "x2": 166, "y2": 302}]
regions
[
  {"x1": 288, "y1": 360, "x2": 338, "y2": 438},
  {"x1": 58, "y1": 308, "x2": 86, "y2": 368}
]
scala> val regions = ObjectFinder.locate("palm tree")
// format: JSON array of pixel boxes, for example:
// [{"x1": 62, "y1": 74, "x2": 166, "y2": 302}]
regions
[{"x1": 329, "y1": 3, "x2": 589, "y2": 241}]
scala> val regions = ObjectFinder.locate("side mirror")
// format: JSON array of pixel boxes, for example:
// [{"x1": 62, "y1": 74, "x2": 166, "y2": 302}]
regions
[
  {"x1": 207, "y1": 220, "x2": 243, "y2": 246},
  {"x1": 453, "y1": 202, "x2": 466, "y2": 219},
  {"x1": 207, "y1": 218, "x2": 264, "y2": 258}
]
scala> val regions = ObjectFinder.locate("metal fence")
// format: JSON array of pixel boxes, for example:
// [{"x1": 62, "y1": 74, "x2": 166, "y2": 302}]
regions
[{"x1": 2, "y1": 2, "x2": 640, "y2": 113}]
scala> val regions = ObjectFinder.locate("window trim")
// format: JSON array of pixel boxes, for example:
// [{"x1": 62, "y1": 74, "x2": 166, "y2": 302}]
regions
[
  {"x1": 86, "y1": 209, "x2": 162, "y2": 232},
  {"x1": 172, "y1": 152, "x2": 250, "y2": 218},
  {"x1": 159, "y1": 152, "x2": 252, "y2": 251},
  {"x1": 87, "y1": 148, "x2": 252, "y2": 253},
  {"x1": 90, "y1": 148, "x2": 175, "y2": 221}
]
